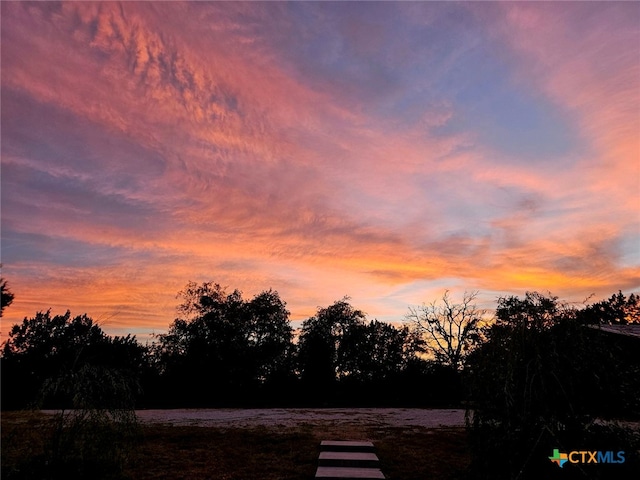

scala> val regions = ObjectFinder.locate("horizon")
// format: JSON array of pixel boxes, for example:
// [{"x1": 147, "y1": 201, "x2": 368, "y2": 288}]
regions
[{"x1": 1, "y1": 2, "x2": 639, "y2": 343}]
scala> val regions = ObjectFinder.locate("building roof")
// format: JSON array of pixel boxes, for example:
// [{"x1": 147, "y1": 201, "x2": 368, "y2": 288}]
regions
[{"x1": 587, "y1": 324, "x2": 640, "y2": 339}]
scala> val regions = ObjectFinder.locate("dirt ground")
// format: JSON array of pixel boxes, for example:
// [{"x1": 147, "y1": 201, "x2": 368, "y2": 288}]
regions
[{"x1": 10, "y1": 410, "x2": 472, "y2": 480}]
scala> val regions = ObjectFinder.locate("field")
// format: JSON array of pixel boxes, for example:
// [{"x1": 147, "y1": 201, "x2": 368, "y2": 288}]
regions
[{"x1": 1, "y1": 410, "x2": 470, "y2": 480}]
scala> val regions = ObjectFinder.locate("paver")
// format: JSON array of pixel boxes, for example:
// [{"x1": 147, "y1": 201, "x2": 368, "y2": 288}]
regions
[
  {"x1": 316, "y1": 440, "x2": 385, "y2": 479},
  {"x1": 320, "y1": 441, "x2": 375, "y2": 452},
  {"x1": 318, "y1": 451, "x2": 380, "y2": 468},
  {"x1": 315, "y1": 466, "x2": 385, "y2": 479}
]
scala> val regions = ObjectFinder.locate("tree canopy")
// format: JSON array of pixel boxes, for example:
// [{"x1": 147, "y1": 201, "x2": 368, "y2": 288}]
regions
[
  {"x1": 1, "y1": 273, "x2": 15, "y2": 317},
  {"x1": 1, "y1": 310, "x2": 144, "y2": 409},
  {"x1": 154, "y1": 284, "x2": 293, "y2": 405}
]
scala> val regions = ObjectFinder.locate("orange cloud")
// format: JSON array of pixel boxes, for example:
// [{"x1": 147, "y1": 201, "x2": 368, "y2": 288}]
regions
[{"x1": 2, "y1": 2, "x2": 638, "y2": 343}]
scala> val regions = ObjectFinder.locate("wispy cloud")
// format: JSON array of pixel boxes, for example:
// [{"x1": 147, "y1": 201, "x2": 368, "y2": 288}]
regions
[{"x1": 1, "y1": 2, "x2": 638, "y2": 340}]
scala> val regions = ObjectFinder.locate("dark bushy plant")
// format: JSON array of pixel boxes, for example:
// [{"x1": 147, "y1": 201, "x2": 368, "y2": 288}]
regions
[
  {"x1": 465, "y1": 292, "x2": 640, "y2": 479},
  {"x1": 2, "y1": 364, "x2": 139, "y2": 480}
]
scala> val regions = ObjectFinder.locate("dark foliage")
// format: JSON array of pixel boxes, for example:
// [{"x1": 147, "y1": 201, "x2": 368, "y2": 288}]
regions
[
  {"x1": 152, "y1": 284, "x2": 294, "y2": 406},
  {"x1": 2, "y1": 376, "x2": 139, "y2": 480},
  {"x1": 1, "y1": 273, "x2": 15, "y2": 317},
  {"x1": 297, "y1": 297, "x2": 367, "y2": 395},
  {"x1": 576, "y1": 290, "x2": 640, "y2": 325},
  {"x1": 1, "y1": 308, "x2": 141, "y2": 479},
  {"x1": 465, "y1": 292, "x2": 640, "y2": 479},
  {"x1": 1, "y1": 310, "x2": 145, "y2": 410},
  {"x1": 296, "y1": 298, "x2": 428, "y2": 405},
  {"x1": 3, "y1": 284, "x2": 638, "y2": 418}
]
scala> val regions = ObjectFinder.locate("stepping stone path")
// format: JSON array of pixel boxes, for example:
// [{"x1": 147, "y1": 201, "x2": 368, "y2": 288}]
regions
[{"x1": 315, "y1": 441, "x2": 385, "y2": 479}]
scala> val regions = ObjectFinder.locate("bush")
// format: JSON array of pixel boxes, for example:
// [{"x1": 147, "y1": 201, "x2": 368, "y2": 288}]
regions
[
  {"x1": 2, "y1": 365, "x2": 141, "y2": 480},
  {"x1": 465, "y1": 292, "x2": 640, "y2": 479}
]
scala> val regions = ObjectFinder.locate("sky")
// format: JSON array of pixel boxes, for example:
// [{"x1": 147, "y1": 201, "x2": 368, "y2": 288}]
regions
[{"x1": 1, "y1": 1, "x2": 639, "y2": 342}]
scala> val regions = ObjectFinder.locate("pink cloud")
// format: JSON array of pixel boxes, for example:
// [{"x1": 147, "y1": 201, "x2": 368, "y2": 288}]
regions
[
  {"x1": 485, "y1": 2, "x2": 639, "y2": 206},
  {"x1": 2, "y1": 2, "x2": 638, "y2": 342}
]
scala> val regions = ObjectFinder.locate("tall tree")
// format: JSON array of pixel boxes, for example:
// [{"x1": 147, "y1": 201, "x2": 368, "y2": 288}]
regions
[
  {"x1": 245, "y1": 289, "x2": 293, "y2": 382},
  {"x1": 405, "y1": 290, "x2": 484, "y2": 370},
  {"x1": 155, "y1": 282, "x2": 293, "y2": 405},
  {"x1": 298, "y1": 297, "x2": 366, "y2": 386}
]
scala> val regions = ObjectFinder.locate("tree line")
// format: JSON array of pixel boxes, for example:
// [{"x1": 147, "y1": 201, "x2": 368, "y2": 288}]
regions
[
  {"x1": 1, "y1": 281, "x2": 447, "y2": 409},
  {"x1": 1, "y1": 281, "x2": 637, "y2": 411}
]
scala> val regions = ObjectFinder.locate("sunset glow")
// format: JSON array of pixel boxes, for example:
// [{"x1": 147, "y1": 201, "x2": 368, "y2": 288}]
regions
[{"x1": 1, "y1": 1, "x2": 639, "y2": 341}]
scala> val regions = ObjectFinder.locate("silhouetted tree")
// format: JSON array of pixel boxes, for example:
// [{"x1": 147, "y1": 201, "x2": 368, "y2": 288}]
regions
[
  {"x1": 1, "y1": 270, "x2": 15, "y2": 317},
  {"x1": 296, "y1": 298, "x2": 429, "y2": 405},
  {"x1": 338, "y1": 320, "x2": 419, "y2": 382},
  {"x1": 297, "y1": 297, "x2": 366, "y2": 390},
  {"x1": 577, "y1": 290, "x2": 640, "y2": 325},
  {"x1": 174, "y1": 280, "x2": 229, "y2": 320},
  {"x1": 246, "y1": 290, "x2": 295, "y2": 382},
  {"x1": 1, "y1": 310, "x2": 145, "y2": 409},
  {"x1": 406, "y1": 290, "x2": 484, "y2": 370},
  {"x1": 155, "y1": 282, "x2": 293, "y2": 406}
]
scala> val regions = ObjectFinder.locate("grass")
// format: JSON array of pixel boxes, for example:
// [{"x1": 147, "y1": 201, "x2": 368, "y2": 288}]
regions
[{"x1": 2, "y1": 411, "x2": 471, "y2": 480}]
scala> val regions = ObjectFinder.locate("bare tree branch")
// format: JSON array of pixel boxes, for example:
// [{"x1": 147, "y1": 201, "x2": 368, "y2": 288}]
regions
[{"x1": 405, "y1": 290, "x2": 485, "y2": 369}]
